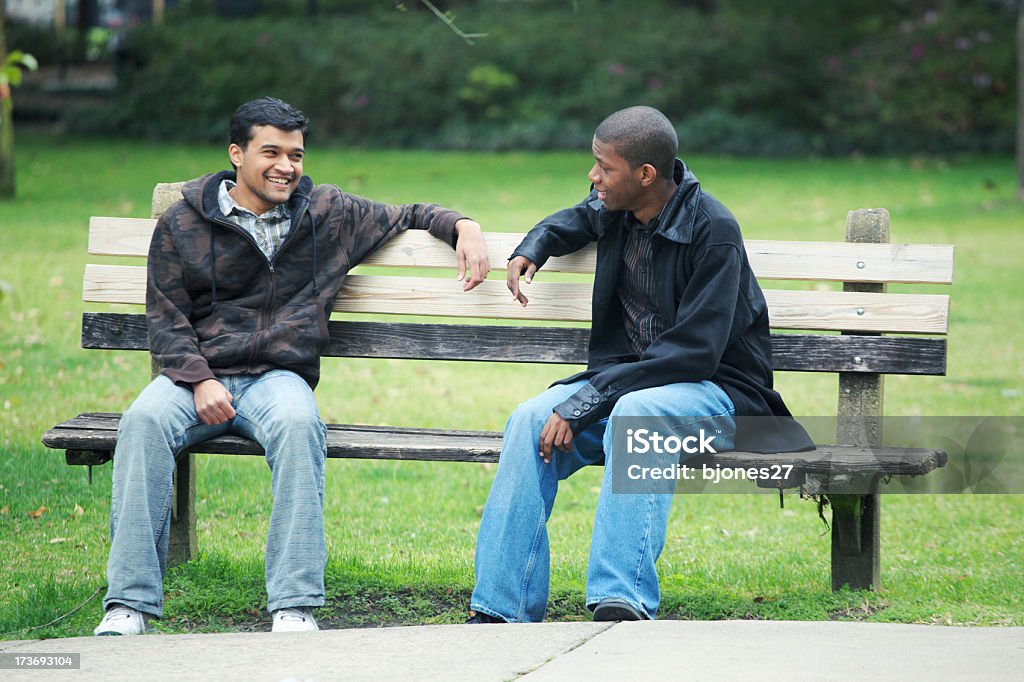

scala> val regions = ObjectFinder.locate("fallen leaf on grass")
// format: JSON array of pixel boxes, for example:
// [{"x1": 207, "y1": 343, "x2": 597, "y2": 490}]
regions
[
  {"x1": 27, "y1": 505, "x2": 47, "y2": 519},
  {"x1": 72, "y1": 504, "x2": 85, "y2": 518},
  {"x1": 49, "y1": 537, "x2": 70, "y2": 544},
  {"x1": 0, "y1": 505, "x2": 9, "y2": 515}
]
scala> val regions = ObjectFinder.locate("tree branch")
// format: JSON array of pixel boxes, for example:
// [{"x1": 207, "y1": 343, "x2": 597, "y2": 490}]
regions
[{"x1": 419, "y1": 0, "x2": 488, "y2": 45}]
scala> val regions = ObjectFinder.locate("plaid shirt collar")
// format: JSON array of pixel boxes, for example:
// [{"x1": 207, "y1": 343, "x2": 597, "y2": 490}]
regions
[{"x1": 217, "y1": 179, "x2": 291, "y2": 222}]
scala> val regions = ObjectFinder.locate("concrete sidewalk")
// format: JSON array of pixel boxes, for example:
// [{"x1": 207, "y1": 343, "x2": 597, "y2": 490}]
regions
[{"x1": 2, "y1": 620, "x2": 1022, "y2": 681}]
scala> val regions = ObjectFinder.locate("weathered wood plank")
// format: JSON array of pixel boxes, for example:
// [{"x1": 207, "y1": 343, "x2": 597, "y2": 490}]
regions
[
  {"x1": 747, "y1": 240, "x2": 954, "y2": 284},
  {"x1": 44, "y1": 412, "x2": 122, "y2": 431},
  {"x1": 82, "y1": 265, "x2": 950, "y2": 332},
  {"x1": 763, "y1": 289, "x2": 948, "y2": 334},
  {"x1": 152, "y1": 182, "x2": 184, "y2": 218},
  {"x1": 82, "y1": 265, "x2": 593, "y2": 322},
  {"x1": 88, "y1": 217, "x2": 154, "y2": 256},
  {"x1": 89, "y1": 217, "x2": 954, "y2": 284},
  {"x1": 335, "y1": 276, "x2": 593, "y2": 321},
  {"x1": 79, "y1": 313, "x2": 947, "y2": 374},
  {"x1": 769, "y1": 334, "x2": 946, "y2": 375},
  {"x1": 43, "y1": 413, "x2": 946, "y2": 474},
  {"x1": 830, "y1": 207, "x2": 890, "y2": 592},
  {"x1": 45, "y1": 412, "x2": 499, "y2": 439}
]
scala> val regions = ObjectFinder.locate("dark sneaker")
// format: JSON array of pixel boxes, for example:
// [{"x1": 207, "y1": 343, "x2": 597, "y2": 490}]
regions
[
  {"x1": 592, "y1": 599, "x2": 646, "y2": 622},
  {"x1": 465, "y1": 610, "x2": 505, "y2": 624}
]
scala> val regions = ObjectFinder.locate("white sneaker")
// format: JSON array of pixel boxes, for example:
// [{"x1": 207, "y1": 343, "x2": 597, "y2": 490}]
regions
[
  {"x1": 94, "y1": 604, "x2": 150, "y2": 636},
  {"x1": 271, "y1": 606, "x2": 319, "y2": 632}
]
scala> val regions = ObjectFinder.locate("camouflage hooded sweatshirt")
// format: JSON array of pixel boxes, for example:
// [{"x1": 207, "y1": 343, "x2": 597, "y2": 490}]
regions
[{"x1": 147, "y1": 170, "x2": 464, "y2": 389}]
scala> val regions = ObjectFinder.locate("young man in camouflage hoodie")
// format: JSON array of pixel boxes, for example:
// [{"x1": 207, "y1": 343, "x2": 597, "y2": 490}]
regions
[{"x1": 94, "y1": 97, "x2": 489, "y2": 635}]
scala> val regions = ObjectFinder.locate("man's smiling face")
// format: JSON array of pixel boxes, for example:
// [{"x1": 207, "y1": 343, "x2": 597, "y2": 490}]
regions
[
  {"x1": 228, "y1": 125, "x2": 305, "y2": 214},
  {"x1": 587, "y1": 136, "x2": 643, "y2": 213}
]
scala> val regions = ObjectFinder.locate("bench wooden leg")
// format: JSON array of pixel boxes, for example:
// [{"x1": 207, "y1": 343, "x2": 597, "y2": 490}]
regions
[
  {"x1": 830, "y1": 493, "x2": 881, "y2": 591},
  {"x1": 835, "y1": 209, "x2": 888, "y2": 592},
  {"x1": 168, "y1": 453, "x2": 197, "y2": 566}
]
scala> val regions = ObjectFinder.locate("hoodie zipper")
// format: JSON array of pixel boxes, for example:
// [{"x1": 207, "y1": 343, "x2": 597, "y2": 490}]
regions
[
  {"x1": 212, "y1": 194, "x2": 312, "y2": 366},
  {"x1": 209, "y1": 217, "x2": 271, "y2": 366},
  {"x1": 270, "y1": 199, "x2": 310, "y2": 271}
]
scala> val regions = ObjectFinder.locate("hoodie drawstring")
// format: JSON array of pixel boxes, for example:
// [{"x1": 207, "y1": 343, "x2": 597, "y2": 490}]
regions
[
  {"x1": 210, "y1": 227, "x2": 218, "y2": 307},
  {"x1": 309, "y1": 211, "x2": 320, "y2": 297}
]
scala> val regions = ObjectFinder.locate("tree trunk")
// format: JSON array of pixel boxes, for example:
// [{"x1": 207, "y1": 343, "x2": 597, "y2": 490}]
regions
[
  {"x1": 55, "y1": 0, "x2": 67, "y2": 36},
  {"x1": 0, "y1": 0, "x2": 15, "y2": 199},
  {"x1": 1017, "y1": 5, "x2": 1023, "y2": 200},
  {"x1": 77, "y1": 0, "x2": 99, "y2": 33}
]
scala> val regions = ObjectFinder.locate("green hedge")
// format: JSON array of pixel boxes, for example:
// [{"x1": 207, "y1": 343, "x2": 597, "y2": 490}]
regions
[{"x1": 58, "y1": 0, "x2": 1016, "y2": 154}]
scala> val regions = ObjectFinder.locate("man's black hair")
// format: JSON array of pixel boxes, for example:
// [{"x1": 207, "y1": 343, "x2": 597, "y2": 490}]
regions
[
  {"x1": 229, "y1": 97, "x2": 310, "y2": 148},
  {"x1": 594, "y1": 106, "x2": 678, "y2": 180}
]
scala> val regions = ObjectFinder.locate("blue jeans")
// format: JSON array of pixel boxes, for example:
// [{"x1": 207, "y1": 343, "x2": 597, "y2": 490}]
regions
[
  {"x1": 103, "y1": 370, "x2": 327, "y2": 617},
  {"x1": 471, "y1": 379, "x2": 735, "y2": 622}
]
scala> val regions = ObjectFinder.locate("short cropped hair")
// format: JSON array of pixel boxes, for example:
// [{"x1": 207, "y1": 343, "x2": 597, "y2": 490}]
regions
[
  {"x1": 594, "y1": 106, "x2": 678, "y2": 180},
  {"x1": 229, "y1": 97, "x2": 310, "y2": 149}
]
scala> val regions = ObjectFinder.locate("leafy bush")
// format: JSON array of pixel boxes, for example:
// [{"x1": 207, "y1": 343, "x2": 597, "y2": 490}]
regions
[
  {"x1": 679, "y1": 109, "x2": 822, "y2": 157},
  {"x1": 819, "y1": 0, "x2": 1018, "y2": 153},
  {"x1": 63, "y1": 0, "x2": 1016, "y2": 154},
  {"x1": 3, "y1": 19, "x2": 71, "y2": 65},
  {"x1": 4, "y1": 17, "x2": 121, "y2": 66}
]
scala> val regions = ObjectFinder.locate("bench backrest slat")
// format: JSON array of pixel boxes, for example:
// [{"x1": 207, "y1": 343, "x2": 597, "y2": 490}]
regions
[
  {"x1": 83, "y1": 264, "x2": 949, "y2": 333},
  {"x1": 77, "y1": 185, "x2": 953, "y2": 379},
  {"x1": 82, "y1": 312, "x2": 949, "y2": 375},
  {"x1": 88, "y1": 216, "x2": 955, "y2": 284}
]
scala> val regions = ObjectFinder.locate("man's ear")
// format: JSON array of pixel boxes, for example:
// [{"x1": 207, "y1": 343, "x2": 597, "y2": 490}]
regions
[
  {"x1": 638, "y1": 163, "x2": 658, "y2": 187},
  {"x1": 228, "y1": 143, "x2": 244, "y2": 170}
]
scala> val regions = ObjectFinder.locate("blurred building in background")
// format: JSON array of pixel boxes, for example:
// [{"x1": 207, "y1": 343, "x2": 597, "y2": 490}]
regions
[{"x1": 5, "y1": 1, "x2": 177, "y2": 28}]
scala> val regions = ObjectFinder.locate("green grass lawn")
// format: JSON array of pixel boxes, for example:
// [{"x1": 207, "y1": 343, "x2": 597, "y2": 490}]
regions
[{"x1": 1, "y1": 135, "x2": 1022, "y2": 639}]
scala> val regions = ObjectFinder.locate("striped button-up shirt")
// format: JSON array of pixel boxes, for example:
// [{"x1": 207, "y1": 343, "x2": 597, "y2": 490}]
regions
[
  {"x1": 618, "y1": 215, "x2": 666, "y2": 356},
  {"x1": 218, "y1": 179, "x2": 292, "y2": 260}
]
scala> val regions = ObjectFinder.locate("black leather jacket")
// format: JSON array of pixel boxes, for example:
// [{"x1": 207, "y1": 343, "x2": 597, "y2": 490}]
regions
[{"x1": 511, "y1": 160, "x2": 813, "y2": 453}]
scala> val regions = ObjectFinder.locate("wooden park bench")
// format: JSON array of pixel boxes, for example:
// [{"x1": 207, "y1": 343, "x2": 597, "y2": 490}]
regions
[{"x1": 42, "y1": 183, "x2": 954, "y2": 592}]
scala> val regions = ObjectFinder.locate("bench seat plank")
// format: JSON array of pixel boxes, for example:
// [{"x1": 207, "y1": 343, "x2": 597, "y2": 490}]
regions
[
  {"x1": 43, "y1": 413, "x2": 947, "y2": 476},
  {"x1": 80, "y1": 312, "x2": 948, "y2": 374}
]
